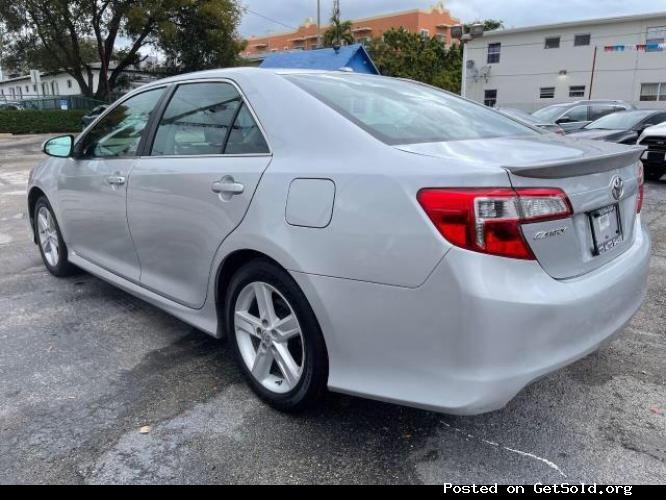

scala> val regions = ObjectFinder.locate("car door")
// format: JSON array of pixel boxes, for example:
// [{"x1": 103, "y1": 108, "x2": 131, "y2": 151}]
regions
[
  {"x1": 127, "y1": 81, "x2": 272, "y2": 308},
  {"x1": 57, "y1": 87, "x2": 165, "y2": 281}
]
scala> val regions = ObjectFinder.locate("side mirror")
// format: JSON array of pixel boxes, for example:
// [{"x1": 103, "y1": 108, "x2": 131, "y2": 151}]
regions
[{"x1": 43, "y1": 135, "x2": 74, "y2": 158}]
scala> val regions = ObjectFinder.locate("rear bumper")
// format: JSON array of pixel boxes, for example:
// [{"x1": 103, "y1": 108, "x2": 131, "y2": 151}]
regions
[{"x1": 292, "y1": 220, "x2": 651, "y2": 415}]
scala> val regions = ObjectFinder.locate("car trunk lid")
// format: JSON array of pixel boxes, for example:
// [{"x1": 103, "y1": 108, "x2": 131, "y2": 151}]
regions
[{"x1": 397, "y1": 136, "x2": 644, "y2": 279}]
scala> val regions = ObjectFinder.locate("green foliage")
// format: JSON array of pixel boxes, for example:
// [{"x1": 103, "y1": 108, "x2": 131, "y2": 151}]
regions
[
  {"x1": 0, "y1": 110, "x2": 86, "y2": 134},
  {"x1": 323, "y1": 11, "x2": 354, "y2": 47},
  {"x1": 367, "y1": 28, "x2": 463, "y2": 93},
  {"x1": 158, "y1": 0, "x2": 244, "y2": 74},
  {"x1": 0, "y1": 0, "x2": 244, "y2": 98}
]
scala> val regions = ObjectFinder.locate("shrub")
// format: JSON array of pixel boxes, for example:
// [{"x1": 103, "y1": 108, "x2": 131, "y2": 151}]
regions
[{"x1": 0, "y1": 110, "x2": 87, "y2": 134}]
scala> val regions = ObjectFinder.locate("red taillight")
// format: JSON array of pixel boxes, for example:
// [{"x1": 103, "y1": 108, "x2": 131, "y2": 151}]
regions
[
  {"x1": 417, "y1": 187, "x2": 572, "y2": 260},
  {"x1": 636, "y1": 162, "x2": 644, "y2": 214}
]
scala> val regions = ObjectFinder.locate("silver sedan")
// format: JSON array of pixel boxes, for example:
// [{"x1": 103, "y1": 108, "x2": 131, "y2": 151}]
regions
[{"x1": 28, "y1": 68, "x2": 650, "y2": 414}]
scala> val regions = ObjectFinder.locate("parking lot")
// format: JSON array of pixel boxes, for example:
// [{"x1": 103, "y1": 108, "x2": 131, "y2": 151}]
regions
[{"x1": 0, "y1": 133, "x2": 665, "y2": 485}]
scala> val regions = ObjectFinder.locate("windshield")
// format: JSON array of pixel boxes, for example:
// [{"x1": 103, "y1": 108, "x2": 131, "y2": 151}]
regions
[
  {"x1": 585, "y1": 110, "x2": 652, "y2": 130},
  {"x1": 286, "y1": 74, "x2": 537, "y2": 145},
  {"x1": 532, "y1": 105, "x2": 569, "y2": 123}
]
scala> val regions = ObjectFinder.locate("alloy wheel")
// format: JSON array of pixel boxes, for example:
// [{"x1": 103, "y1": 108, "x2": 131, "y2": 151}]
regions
[
  {"x1": 37, "y1": 206, "x2": 60, "y2": 267},
  {"x1": 234, "y1": 281, "x2": 305, "y2": 394}
]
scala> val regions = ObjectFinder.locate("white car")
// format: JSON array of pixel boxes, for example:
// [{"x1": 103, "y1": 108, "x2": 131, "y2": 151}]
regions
[
  {"x1": 29, "y1": 68, "x2": 650, "y2": 414},
  {"x1": 638, "y1": 122, "x2": 666, "y2": 181}
]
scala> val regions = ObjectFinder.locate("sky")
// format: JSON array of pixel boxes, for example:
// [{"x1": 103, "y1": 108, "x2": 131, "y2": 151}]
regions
[{"x1": 239, "y1": 0, "x2": 666, "y2": 37}]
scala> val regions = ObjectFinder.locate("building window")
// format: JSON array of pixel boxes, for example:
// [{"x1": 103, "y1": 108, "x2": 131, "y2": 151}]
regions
[
  {"x1": 640, "y1": 83, "x2": 666, "y2": 101},
  {"x1": 25, "y1": 85, "x2": 29, "y2": 92},
  {"x1": 540, "y1": 87, "x2": 556, "y2": 99},
  {"x1": 420, "y1": 29, "x2": 430, "y2": 38},
  {"x1": 67, "y1": 79, "x2": 72, "y2": 88},
  {"x1": 33, "y1": 84, "x2": 37, "y2": 92},
  {"x1": 647, "y1": 26, "x2": 666, "y2": 51},
  {"x1": 569, "y1": 85, "x2": 586, "y2": 98},
  {"x1": 487, "y1": 43, "x2": 501, "y2": 64},
  {"x1": 484, "y1": 89, "x2": 497, "y2": 107},
  {"x1": 574, "y1": 34, "x2": 591, "y2": 46},
  {"x1": 544, "y1": 37, "x2": 560, "y2": 49}
]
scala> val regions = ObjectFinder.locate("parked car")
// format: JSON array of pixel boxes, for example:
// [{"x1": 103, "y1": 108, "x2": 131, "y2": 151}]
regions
[
  {"x1": 568, "y1": 110, "x2": 666, "y2": 144},
  {"x1": 532, "y1": 100, "x2": 634, "y2": 133},
  {"x1": 0, "y1": 101, "x2": 24, "y2": 111},
  {"x1": 29, "y1": 69, "x2": 650, "y2": 415},
  {"x1": 497, "y1": 107, "x2": 565, "y2": 135},
  {"x1": 638, "y1": 122, "x2": 666, "y2": 181},
  {"x1": 80, "y1": 105, "x2": 108, "y2": 128}
]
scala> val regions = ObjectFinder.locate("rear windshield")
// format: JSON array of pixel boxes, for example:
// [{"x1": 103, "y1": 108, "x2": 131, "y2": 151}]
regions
[{"x1": 285, "y1": 73, "x2": 537, "y2": 145}]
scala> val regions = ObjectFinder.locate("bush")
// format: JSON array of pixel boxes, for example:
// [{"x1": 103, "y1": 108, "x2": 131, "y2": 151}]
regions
[{"x1": 0, "y1": 110, "x2": 87, "y2": 134}]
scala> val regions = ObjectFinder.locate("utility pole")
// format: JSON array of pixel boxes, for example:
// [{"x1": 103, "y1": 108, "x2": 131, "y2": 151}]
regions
[{"x1": 316, "y1": 0, "x2": 321, "y2": 49}]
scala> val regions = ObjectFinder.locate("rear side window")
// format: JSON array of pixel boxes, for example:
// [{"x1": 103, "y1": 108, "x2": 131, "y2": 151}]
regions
[
  {"x1": 151, "y1": 82, "x2": 269, "y2": 156},
  {"x1": 225, "y1": 104, "x2": 269, "y2": 154},
  {"x1": 152, "y1": 83, "x2": 241, "y2": 156},
  {"x1": 286, "y1": 74, "x2": 536, "y2": 145},
  {"x1": 588, "y1": 105, "x2": 615, "y2": 121}
]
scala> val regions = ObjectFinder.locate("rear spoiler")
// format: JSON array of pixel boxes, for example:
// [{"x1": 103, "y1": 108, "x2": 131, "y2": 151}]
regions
[{"x1": 504, "y1": 147, "x2": 644, "y2": 179}]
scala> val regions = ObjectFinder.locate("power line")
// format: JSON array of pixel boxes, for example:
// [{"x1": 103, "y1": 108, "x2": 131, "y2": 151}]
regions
[{"x1": 241, "y1": 4, "x2": 297, "y2": 32}]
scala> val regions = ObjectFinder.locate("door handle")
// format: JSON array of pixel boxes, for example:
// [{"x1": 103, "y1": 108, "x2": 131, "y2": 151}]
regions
[
  {"x1": 211, "y1": 176, "x2": 244, "y2": 197},
  {"x1": 106, "y1": 175, "x2": 126, "y2": 186}
]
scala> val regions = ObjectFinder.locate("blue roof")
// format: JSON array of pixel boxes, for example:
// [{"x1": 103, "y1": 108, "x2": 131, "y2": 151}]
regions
[{"x1": 260, "y1": 44, "x2": 379, "y2": 75}]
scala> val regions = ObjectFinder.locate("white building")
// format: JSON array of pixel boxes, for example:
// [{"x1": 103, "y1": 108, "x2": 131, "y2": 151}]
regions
[
  {"x1": 0, "y1": 66, "x2": 156, "y2": 103},
  {"x1": 463, "y1": 12, "x2": 666, "y2": 112}
]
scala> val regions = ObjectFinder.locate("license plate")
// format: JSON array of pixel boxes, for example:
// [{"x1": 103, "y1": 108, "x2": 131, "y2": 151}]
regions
[{"x1": 589, "y1": 204, "x2": 622, "y2": 256}]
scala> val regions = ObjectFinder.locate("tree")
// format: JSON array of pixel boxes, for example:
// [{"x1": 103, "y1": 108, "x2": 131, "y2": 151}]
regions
[
  {"x1": 0, "y1": 0, "x2": 243, "y2": 100},
  {"x1": 322, "y1": 9, "x2": 354, "y2": 48},
  {"x1": 367, "y1": 28, "x2": 463, "y2": 93}
]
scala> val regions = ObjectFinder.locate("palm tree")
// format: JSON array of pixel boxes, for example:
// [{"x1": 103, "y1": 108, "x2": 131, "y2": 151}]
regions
[{"x1": 323, "y1": 11, "x2": 354, "y2": 48}]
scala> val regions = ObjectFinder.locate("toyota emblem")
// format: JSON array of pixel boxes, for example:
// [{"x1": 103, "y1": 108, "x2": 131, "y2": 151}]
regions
[{"x1": 610, "y1": 175, "x2": 624, "y2": 201}]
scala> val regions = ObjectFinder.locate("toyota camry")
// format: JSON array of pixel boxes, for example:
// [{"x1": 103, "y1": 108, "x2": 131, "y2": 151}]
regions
[{"x1": 28, "y1": 68, "x2": 650, "y2": 414}]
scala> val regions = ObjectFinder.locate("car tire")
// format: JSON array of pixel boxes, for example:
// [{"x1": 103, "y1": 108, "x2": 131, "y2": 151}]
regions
[
  {"x1": 225, "y1": 258, "x2": 328, "y2": 412},
  {"x1": 644, "y1": 166, "x2": 664, "y2": 182},
  {"x1": 33, "y1": 197, "x2": 79, "y2": 277}
]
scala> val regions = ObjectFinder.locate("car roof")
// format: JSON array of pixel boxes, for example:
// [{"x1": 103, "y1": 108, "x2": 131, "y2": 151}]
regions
[{"x1": 143, "y1": 67, "x2": 357, "y2": 87}]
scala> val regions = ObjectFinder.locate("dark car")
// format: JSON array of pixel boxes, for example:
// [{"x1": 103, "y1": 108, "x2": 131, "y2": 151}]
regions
[
  {"x1": 497, "y1": 107, "x2": 565, "y2": 135},
  {"x1": 532, "y1": 100, "x2": 634, "y2": 133},
  {"x1": 0, "y1": 101, "x2": 25, "y2": 111},
  {"x1": 80, "y1": 105, "x2": 108, "y2": 128},
  {"x1": 568, "y1": 110, "x2": 666, "y2": 144}
]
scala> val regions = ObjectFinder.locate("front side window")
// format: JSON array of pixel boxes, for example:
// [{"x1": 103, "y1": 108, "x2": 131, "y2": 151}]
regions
[
  {"x1": 487, "y1": 43, "x2": 501, "y2": 64},
  {"x1": 286, "y1": 74, "x2": 536, "y2": 145},
  {"x1": 78, "y1": 88, "x2": 163, "y2": 158},
  {"x1": 644, "y1": 113, "x2": 666, "y2": 126},
  {"x1": 564, "y1": 105, "x2": 589, "y2": 122},
  {"x1": 151, "y1": 82, "x2": 269, "y2": 156},
  {"x1": 545, "y1": 37, "x2": 560, "y2": 49}
]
